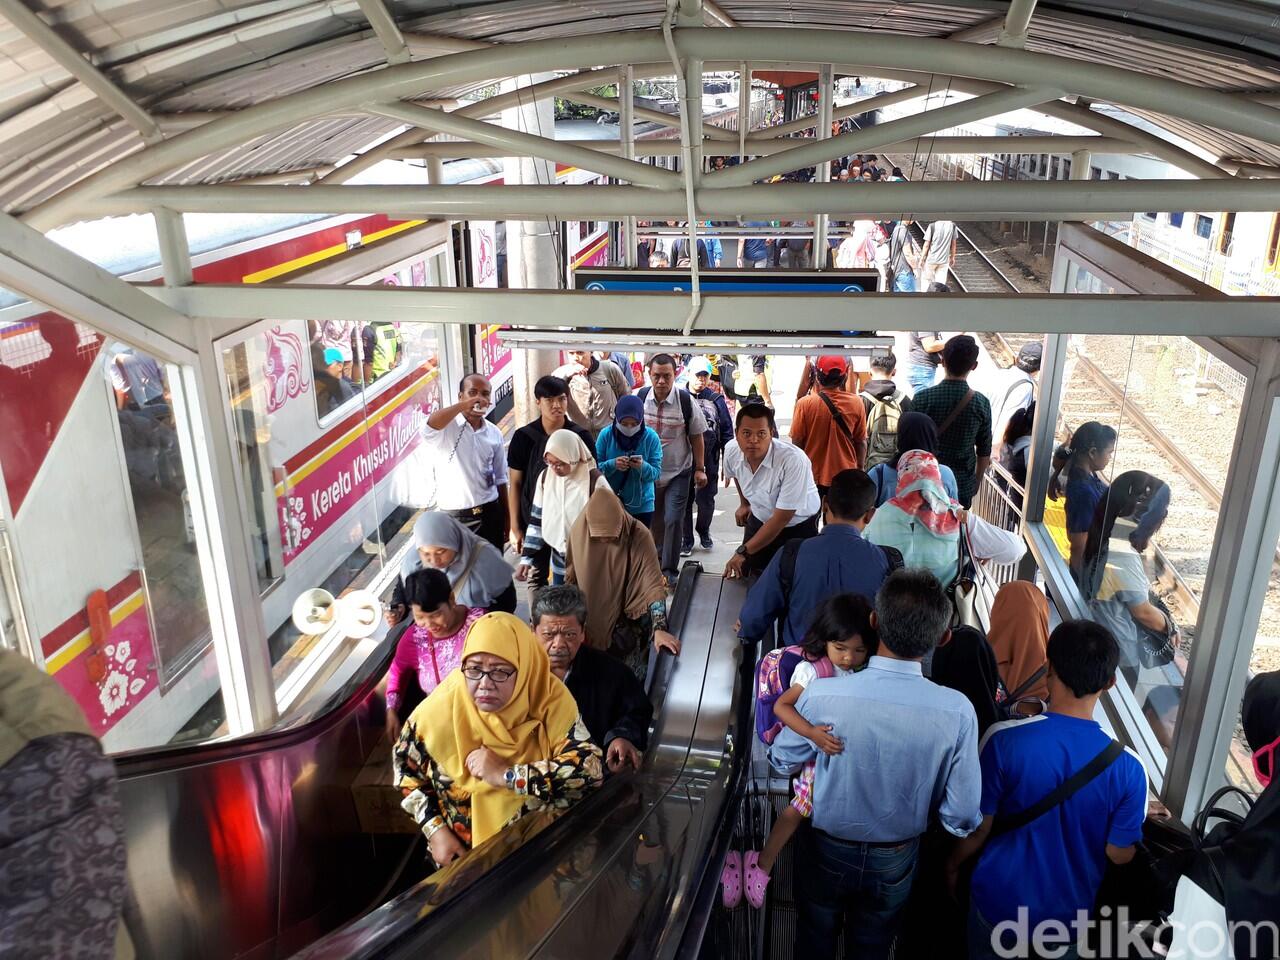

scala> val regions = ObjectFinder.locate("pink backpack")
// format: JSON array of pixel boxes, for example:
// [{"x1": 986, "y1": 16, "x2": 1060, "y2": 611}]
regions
[{"x1": 755, "y1": 645, "x2": 834, "y2": 745}]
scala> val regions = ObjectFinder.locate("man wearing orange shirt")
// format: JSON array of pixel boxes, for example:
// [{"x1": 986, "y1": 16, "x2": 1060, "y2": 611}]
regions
[{"x1": 790, "y1": 355, "x2": 868, "y2": 499}]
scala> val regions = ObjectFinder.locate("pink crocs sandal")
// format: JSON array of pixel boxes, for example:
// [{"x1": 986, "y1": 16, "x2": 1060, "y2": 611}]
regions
[
  {"x1": 720, "y1": 850, "x2": 743, "y2": 909},
  {"x1": 743, "y1": 850, "x2": 771, "y2": 909}
]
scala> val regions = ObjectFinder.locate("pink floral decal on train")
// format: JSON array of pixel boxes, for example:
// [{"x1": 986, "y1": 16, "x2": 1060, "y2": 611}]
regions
[{"x1": 263, "y1": 324, "x2": 310, "y2": 413}]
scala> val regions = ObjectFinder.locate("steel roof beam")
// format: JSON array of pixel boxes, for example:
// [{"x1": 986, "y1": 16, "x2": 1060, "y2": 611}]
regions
[
  {"x1": 0, "y1": 212, "x2": 193, "y2": 359},
  {"x1": 356, "y1": 0, "x2": 411, "y2": 65},
  {"x1": 25, "y1": 28, "x2": 1280, "y2": 229},
  {"x1": 87, "y1": 178, "x2": 1280, "y2": 220},
  {"x1": 146, "y1": 283, "x2": 1280, "y2": 339},
  {"x1": 0, "y1": 0, "x2": 161, "y2": 142},
  {"x1": 745, "y1": 85, "x2": 929, "y2": 142},
  {"x1": 366, "y1": 100, "x2": 681, "y2": 188},
  {"x1": 998, "y1": 0, "x2": 1039, "y2": 48},
  {"x1": 392, "y1": 134, "x2": 1136, "y2": 158},
  {"x1": 716, "y1": 85, "x2": 1061, "y2": 186},
  {"x1": 703, "y1": 0, "x2": 735, "y2": 27}
]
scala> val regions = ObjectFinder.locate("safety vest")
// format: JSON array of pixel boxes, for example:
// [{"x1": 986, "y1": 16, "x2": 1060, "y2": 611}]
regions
[{"x1": 369, "y1": 323, "x2": 399, "y2": 377}]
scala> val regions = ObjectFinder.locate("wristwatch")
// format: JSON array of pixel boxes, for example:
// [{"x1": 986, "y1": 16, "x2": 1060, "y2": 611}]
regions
[
  {"x1": 503, "y1": 767, "x2": 517, "y2": 790},
  {"x1": 735, "y1": 544, "x2": 750, "y2": 558}
]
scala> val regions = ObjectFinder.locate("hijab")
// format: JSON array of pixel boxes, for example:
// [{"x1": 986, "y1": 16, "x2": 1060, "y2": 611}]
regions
[
  {"x1": 611, "y1": 394, "x2": 646, "y2": 453},
  {"x1": 565, "y1": 485, "x2": 667, "y2": 651},
  {"x1": 987, "y1": 581, "x2": 1050, "y2": 701},
  {"x1": 888, "y1": 450, "x2": 961, "y2": 537},
  {"x1": 930, "y1": 626, "x2": 1002, "y2": 736},
  {"x1": 410, "y1": 612, "x2": 579, "y2": 845},
  {"x1": 894, "y1": 411, "x2": 940, "y2": 469},
  {"x1": 533, "y1": 430, "x2": 594, "y2": 555},
  {"x1": 406, "y1": 512, "x2": 513, "y2": 609},
  {"x1": 1213, "y1": 671, "x2": 1280, "y2": 957}
]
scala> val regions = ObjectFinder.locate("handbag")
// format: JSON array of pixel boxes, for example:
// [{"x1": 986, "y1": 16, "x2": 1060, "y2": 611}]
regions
[
  {"x1": 948, "y1": 521, "x2": 981, "y2": 629},
  {"x1": 1136, "y1": 591, "x2": 1179, "y2": 668}
]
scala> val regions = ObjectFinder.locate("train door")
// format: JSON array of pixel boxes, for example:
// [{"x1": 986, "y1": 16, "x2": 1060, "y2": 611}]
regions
[{"x1": 0, "y1": 307, "x2": 227, "y2": 751}]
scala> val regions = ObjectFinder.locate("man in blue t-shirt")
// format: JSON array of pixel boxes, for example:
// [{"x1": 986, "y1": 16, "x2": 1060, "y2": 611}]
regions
[
  {"x1": 947, "y1": 619, "x2": 1147, "y2": 960},
  {"x1": 737, "y1": 221, "x2": 772, "y2": 268}
]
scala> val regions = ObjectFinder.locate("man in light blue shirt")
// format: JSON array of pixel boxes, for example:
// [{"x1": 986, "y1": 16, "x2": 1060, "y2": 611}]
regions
[{"x1": 768, "y1": 568, "x2": 981, "y2": 960}]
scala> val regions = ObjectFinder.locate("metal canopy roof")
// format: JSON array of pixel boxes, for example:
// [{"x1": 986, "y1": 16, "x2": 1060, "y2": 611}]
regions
[{"x1": 2, "y1": 0, "x2": 1280, "y2": 219}]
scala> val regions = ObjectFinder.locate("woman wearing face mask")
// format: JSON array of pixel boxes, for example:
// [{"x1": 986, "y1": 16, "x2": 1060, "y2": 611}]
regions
[
  {"x1": 518, "y1": 430, "x2": 598, "y2": 586},
  {"x1": 1166, "y1": 670, "x2": 1280, "y2": 960},
  {"x1": 595, "y1": 395, "x2": 663, "y2": 525}
]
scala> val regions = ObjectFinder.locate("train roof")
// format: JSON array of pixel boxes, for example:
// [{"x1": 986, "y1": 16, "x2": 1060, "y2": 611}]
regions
[{"x1": 0, "y1": 1, "x2": 1276, "y2": 225}]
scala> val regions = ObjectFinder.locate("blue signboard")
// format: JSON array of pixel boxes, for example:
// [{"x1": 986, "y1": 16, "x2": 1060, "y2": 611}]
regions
[{"x1": 574, "y1": 268, "x2": 881, "y2": 293}]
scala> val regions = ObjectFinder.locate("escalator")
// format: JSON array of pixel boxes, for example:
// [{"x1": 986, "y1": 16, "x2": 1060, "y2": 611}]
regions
[{"x1": 112, "y1": 565, "x2": 754, "y2": 960}]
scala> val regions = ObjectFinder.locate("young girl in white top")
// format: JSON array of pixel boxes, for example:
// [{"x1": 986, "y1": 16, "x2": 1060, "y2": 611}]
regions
[{"x1": 740, "y1": 594, "x2": 878, "y2": 909}]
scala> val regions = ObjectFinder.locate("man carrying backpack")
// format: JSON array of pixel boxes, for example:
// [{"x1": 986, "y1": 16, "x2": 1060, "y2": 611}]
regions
[
  {"x1": 682, "y1": 357, "x2": 734, "y2": 553},
  {"x1": 861, "y1": 351, "x2": 911, "y2": 470},
  {"x1": 738, "y1": 469, "x2": 898, "y2": 645},
  {"x1": 789, "y1": 355, "x2": 867, "y2": 499},
  {"x1": 640, "y1": 353, "x2": 708, "y2": 585}
]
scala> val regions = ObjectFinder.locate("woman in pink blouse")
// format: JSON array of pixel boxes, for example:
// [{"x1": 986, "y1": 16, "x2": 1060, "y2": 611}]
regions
[{"x1": 384, "y1": 567, "x2": 484, "y2": 739}]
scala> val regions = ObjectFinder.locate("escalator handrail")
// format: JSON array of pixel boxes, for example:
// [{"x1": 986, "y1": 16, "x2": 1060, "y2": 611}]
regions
[
  {"x1": 289, "y1": 563, "x2": 707, "y2": 960},
  {"x1": 112, "y1": 621, "x2": 406, "y2": 774}
]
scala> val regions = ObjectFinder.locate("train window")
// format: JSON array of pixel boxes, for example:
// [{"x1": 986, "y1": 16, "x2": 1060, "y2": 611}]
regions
[
  {"x1": 1195, "y1": 215, "x2": 1213, "y2": 240},
  {"x1": 1090, "y1": 166, "x2": 1102, "y2": 180},
  {"x1": 0, "y1": 306, "x2": 226, "y2": 752},
  {"x1": 1049, "y1": 157, "x2": 1060, "y2": 180},
  {"x1": 220, "y1": 315, "x2": 443, "y2": 715},
  {"x1": 1168, "y1": 212, "x2": 1184, "y2": 229},
  {"x1": 1107, "y1": 171, "x2": 1121, "y2": 180},
  {"x1": 1217, "y1": 212, "x2": 1236, "y2": 255}
]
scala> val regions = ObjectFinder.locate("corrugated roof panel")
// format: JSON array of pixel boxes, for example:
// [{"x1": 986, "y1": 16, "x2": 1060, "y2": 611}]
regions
[{"x1": 0, "y1": 0, "x2": 1278, "y2": 217}]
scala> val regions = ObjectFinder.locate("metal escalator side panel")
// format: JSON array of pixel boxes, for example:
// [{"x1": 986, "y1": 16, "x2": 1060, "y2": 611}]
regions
[{"x1": 288, "y1": 565, "x2": 722, "y2": 960}]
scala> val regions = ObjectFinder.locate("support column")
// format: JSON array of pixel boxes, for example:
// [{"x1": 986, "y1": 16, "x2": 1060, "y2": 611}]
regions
[
  {"x1": 738, "y1": 62, "x2": 750, "y2": 163},
  {"x1": 813, "y1": 64, "x2": 835, "y2": 266},
  {"x1": 1164, "y1": 339, "x2": 1280, "y2": 819},
  {"x1": 1070, "y1": 148, "x2": 1090, "y2": 181},
  {"x1": 621, "y1": 64, "x2": 638, "y2": 268},
  {"x1": 153, "y1": 208, "x2": 193, "y2": 286},
  {"x1": 501, "y1": 74, "x2": 561, "y2": 423}
]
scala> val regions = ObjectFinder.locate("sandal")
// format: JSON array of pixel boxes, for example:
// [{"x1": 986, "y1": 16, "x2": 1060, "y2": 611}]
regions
[
  {"x1": 743, "y1": 850, "x2": 771, "y2": 909},
  {"x1": 720, "y1": 850, "x2": 743, "y2": 909}
]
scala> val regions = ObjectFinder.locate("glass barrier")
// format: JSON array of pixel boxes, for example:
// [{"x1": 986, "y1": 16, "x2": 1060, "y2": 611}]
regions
[
  {"x1": 0, "y1": 305, "x2": 226, "y2": 751},
  {"x1": 221, "y1": 317, "x2": 443, "y2": 717},
  {"x1": 1053, "y1": 330, "x2": 1241, "y2": 758}
]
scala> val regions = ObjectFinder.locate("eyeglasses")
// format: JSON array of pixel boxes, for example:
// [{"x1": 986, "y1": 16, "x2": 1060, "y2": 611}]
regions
[{"x1": 463, "y1": 664, "x2": 516, "y2": 683}]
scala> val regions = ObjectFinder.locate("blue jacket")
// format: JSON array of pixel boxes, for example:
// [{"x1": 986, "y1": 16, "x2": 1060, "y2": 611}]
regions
[
  {"x1": 738, "y1": 524, "x2": 892, "y2": 645},
  {"x1": 596, "y1": 425, "x2": 663, "y2": 515}
]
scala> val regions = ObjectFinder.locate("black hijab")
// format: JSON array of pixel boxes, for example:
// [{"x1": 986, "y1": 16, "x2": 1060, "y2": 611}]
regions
[
  {"x1": 895, "y1": 412, "x2": 940, "y2": 470},
  {"x1": 1220, "y1": 672, "x2": 1280, "y2": 958},
  {"x1": 929, "y1": 625, "x2": 1001, "y2": 736}
]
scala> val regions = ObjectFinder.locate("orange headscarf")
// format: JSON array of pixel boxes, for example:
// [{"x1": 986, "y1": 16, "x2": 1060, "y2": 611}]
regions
[
  {"x1": 411, "y1": 612, "x2": 579, "y2": 844},
  {"x1": 987, "y1": 581, "x2": 1050, "y2": 701}
]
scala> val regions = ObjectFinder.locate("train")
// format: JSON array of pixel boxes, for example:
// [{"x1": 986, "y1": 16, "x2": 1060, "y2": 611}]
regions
[{"x1": 0, "y1": 157, "x2": 613, "y2": 754}]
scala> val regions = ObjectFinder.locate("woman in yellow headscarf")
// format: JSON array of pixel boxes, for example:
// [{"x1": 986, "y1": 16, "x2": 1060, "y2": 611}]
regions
[{"x1": 393, "y1": 612, "x2": 603, "y2": 866}]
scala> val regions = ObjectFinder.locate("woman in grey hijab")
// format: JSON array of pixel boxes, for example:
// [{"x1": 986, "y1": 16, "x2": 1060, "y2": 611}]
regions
[{"x1": 388, "y1": 512, "x2": 516, "y2": 624}]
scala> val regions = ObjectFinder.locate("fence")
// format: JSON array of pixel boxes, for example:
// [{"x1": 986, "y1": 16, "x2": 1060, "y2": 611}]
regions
[{"x1": 971, "y1": 460, "x2": 1028, "y2": 604}]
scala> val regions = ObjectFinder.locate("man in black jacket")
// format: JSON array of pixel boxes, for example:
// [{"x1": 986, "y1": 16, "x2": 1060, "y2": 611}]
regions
[{"x1": 532, "y1": 585, "x2": 652, "y2": 774}]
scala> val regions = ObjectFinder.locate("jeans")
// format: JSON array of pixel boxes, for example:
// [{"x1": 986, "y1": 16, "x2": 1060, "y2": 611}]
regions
[
  {"x1": 795, "y1": 826, "x2": 920, "y2": 960},
  {"x1": 682, "y1": 451, "x2": 719, "y2": 545},
  {"x1": 907, "y1": 364, "x2": 938, "y2": 395},
  {"x1": 968, "y1": 904, "x2": 1082, "y2": 960},
  {"x1": 893, "y1": 270, "x2": 917, "y2": 292},
  {"x1": 651, "y1": 468, "x2": 693, "y2": 579}
]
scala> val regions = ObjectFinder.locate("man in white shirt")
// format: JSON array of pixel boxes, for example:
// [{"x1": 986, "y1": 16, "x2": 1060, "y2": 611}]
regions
[
  {"x1": 423, "y1": 373, "x2": 509, "y2": 550},
  {"x1": 919, "y1": 219, "x2": 958, "y2": 288},
  {"x1": 723, "y1": 403, "x2": 822, "y2": 579}
]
